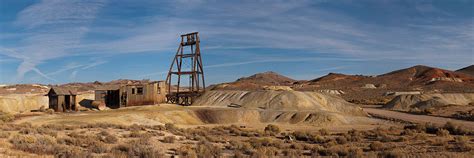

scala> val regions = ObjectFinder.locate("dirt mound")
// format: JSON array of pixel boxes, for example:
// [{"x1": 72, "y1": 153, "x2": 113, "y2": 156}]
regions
[
  {"x1": 456, "y1": 65, "x2": 474, "y2": 76},
  {"x1": 211, "y1": 71, "x2": 296, "y2": 90},
  {"x1": 192, "y1": 90, "x2": 367, "y2": 125},
  {"x1": 383, "y1": 93, "x2": 474, "y2": 111}
]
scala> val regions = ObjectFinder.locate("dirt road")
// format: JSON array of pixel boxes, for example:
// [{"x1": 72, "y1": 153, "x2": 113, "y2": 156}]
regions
[{"x1": 364, "y1": 107, "x2": 474, "y2": 130}]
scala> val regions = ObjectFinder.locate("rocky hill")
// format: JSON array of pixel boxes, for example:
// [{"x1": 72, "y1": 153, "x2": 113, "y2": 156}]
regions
[
  {"x1": 456, "y1": 65, "x2": 474, "y2": 76},
  {"x1": 211, "y1": 71, "x2": 296, "y2": 90}
]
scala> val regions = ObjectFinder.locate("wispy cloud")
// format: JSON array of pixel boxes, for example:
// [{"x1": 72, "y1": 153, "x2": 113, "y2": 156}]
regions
[
  {"x1": 0, "y1": 0, "x2": 472, "y2": 84},
  {"x1": 1, "y1": 0, "x2": 106, "y2": 82}
]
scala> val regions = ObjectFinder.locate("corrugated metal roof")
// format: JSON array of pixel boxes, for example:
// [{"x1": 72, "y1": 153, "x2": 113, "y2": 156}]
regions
[{"x1": 49, "y1": 87, "x2": 78, "y2": 95}]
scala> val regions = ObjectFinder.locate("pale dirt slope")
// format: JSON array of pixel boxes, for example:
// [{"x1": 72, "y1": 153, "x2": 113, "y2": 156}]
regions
[
  {"x1": 192, "y1": 90, "x2": 371, "y2": 126},
  {"x1": 384, "y1": 93, "x2": 474, "y2": 111}
]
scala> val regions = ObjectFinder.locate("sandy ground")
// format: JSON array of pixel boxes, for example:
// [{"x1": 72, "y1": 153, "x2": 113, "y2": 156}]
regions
[
  {"x1": 364, "y1": 107, "x2": 474, "y2": 130},
  {"x1": 13, "y1": 104, "x2": 395, "y2": 132}
]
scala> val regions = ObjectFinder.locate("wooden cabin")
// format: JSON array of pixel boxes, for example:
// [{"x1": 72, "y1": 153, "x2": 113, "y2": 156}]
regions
[
  {"x1": 95, "y1": 81, "x2": 167, "y2": 109},
  {"x1": 47, "y1": 87, "x2": 78, "y2": 112}
]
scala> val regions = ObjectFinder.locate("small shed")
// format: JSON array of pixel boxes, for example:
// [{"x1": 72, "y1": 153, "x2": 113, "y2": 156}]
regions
[
  {"x1": 47, "y1": 87, "x2": 78, "y2": 112},
  {"x1": 94, "y1": 81, "x2": 167, "y2": 109}
]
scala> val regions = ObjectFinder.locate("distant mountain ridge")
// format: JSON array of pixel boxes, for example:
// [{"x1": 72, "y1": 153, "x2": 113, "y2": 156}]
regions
[{"x1": 456, "y1": 65, "x2": 474, "y2": 76}]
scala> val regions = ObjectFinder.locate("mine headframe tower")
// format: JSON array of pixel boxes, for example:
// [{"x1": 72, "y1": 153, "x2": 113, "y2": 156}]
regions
[{"x1": 165, "y1": 32, "x2": 205, "y2": 106}]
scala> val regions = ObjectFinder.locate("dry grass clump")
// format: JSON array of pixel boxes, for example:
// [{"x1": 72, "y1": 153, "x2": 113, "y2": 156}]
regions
[
  {"x1": 429, "y1": 137, "x2": 449, "y2": 146},
  {"x1": 112, "y1": 138, "x2": 163, "y2": 157},
  {"x1": 378, "y1": 149, "x2": 406, "y2": 158},
  {"x1": 0, "y1": 112, "x2": 15, "y2": 123},
  {"x1": 176, "y1": 145, "x2": 197, "y2": 157},
  {"x1": 79, "y1": 122, "x2": 128, "y2": 129},
  {"x1": 345, "y1": 129, "x2": 363, "y2": 142},
  {"x1": 195, "y1": 141, "x2": 222, "y2": 157},
  {"x1": 40, "y1": 124, "x2": 75, "y2": 130},
  {"x1": 162, "y1": 136, "x2": 176, "y2": 143},
  {"x1": 9, "y1": 134, "x2": 60, "y2": 155},
  {"x1": 443, "y1": 122, "x2": 471, "y2": 135},
  {"x1": 452, "y1": 136, "x2": 472, "y2": 152},
  {"x1": 252, "y1": 146, "x2": 279, "y2": 157},
  {"x1": 369, "y1": 141, "x2": 386, "y2": 151},
  {"x1": 127, "y1": 130, "x2": 151, "y2": 138},
  {"x1": 452, "y1": 109, "x2": 474, "y2": 121},
  {"x1": 97, "y1": 130, "x2": 118, "y2": 144},
  {"x1": 0, "y1": 131, "x2": 11, "y2": 138},
  {"x1": 264, "y1": 124, "x2": 280, "y2": 135},
  {"x1": 292, "y1": 131, "x2": 316, "y2": 142},
  {"x1": 436, "y1": 129, "x2": 450, "y2": 137},
  {"x1": 282, "y1": 149, "x2": 302, "y2": 157}
]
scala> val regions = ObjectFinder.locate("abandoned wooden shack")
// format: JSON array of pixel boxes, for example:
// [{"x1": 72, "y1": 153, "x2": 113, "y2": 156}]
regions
[
  {"x1": 47, "y1": 87, "x2": 78, "y2": 112},
  {"x1": 95, "y1": 81, "x2": 167, "y2": 109}
]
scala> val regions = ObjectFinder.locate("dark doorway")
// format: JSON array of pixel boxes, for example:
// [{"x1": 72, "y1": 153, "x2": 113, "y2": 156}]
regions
[
  {"x1": 106, "y1": 90, "x2": 120, "y2": 109},
  {"x1": 65, "y1": 95, "x2": 71, "y2": 111},
  {"x1": 49, "y1": 95, "x2": 58, "y2": 111}
]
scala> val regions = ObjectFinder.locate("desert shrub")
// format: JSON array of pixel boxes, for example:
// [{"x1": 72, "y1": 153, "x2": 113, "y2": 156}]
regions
[
  {"x1": 148, "y1": 130, "x2": 165, "y2": 136},
  {"x1": 19, "y1": 126, "x2": 37, "y2": 135},
  {"x1": 229, "y1": 140, "x2": 253, "y2": 154},
  {"x1": 162, "y1": 136, "x2": 176, "y2": 143},
  {"x1": 319, "y1": 128, "x2": 329, "y2": 136},
  {"x1": 90, "y1": 141, "x2": 109, "y2": 153},
  {"x1": 436, "y1": 129, "x2": 450, "y2": 137},
  {"x1": 54, "y1": 145, "x2": 89, "y2": 158},
  {"x1": 0, "y1": 131, "x2": 10, "y2": 138},
  {"x1": 128, "y1": 130, "x2": 151, "y2": 138},
  {"x1": 290, "y1": 143, "x2": 304, "y2": 150},
  {"x1": 336, "y1": 136, "x2": 348, "y2": 144},
  {"x1": 253, "y1": 146, "x2": 279, "y2": 157},
  {"x1": 10, "y1": 134, "x2": 58, "y2": 155},
  {"x1": 0, "y1": 113, "x2": 15, "y2": 123},
  {"x1": 404, "y1": 124, "x2": 426, "y2": 133},
  {"x1": 113, "y1": 138, "x2": 163, "y2": 157},
  {"x1": 452, "y1": 136, "x2": 472, "y2": 152},
  {"x1": 429, "y1": 138, "x2": 448, "y2": 146},
  {"x1": 195, "y1": 141, "x2": 222, "y2": 158},
  {"x1": 346, "y1": 129, "x2": 363, "y2": 142},
  {"x1": 323, "y1": 138, "x2": 338, "y2": 148},
  {"x1": 282, "y1": 149, "x2": 302, "y2": 157},
  {"x1": 378, "y1": 149, "x2": 405, "y2": 158},
  {"x1": 292, "y1": 131, "x2": 313, "y2": 141},
  {"x1": 165, "y1": 123, "x2": 176, "y2": 130},
  {"x1": 96, "y1": 130, "x2": 118, "y2": 144},
  {"x1": 327, "y1": 145, "x2": 349, "y2": 156},
  {"x1": 41, "y1": 124, "x2": 74, "y2": 130},
  {"x1": 412, "y1": 133, "x2": 428, "y2": 141},
  {"x1": 377, "y1": 133, "x2": 398, "y2": 142},
  {"x1": 37, "y1": 127, "x2": 58, "y2": 137},
  {"x1": 104, "y1": 135, "x2": 118, "y2": 144},
  {"x1": 424, "y1": 123, "x2": 440, "y2": 134},
  {"x1": 348, "y1": 147, "x2": 364, "y2": 157},
  {"x1": 127, "y1": 124, "x2": 148, "y2": 131},
  {"x1": 248, "y1": 138, "x2": 274, "y2": 148},
  {"x1": 452, "y1": 109, "x2": 474, "y2": 121},
  {"x1": 369, "y1": 141, "x2": 385, "y2": 151},
  {"x1": 443, "y1": 121, "x2": 471, "y2": 135},
  {"x1": 177, "y1": 145, "x2": 197, "y2": 157},
  {"x1": 264, "y1": 124, "x2": 281, "y2": 135},
  {"x1": 151, "y1": 125, "x2": 165, "y2": 131},
  {"x1": 312, "y1": 135, "x2": 327, "y2": 144}
]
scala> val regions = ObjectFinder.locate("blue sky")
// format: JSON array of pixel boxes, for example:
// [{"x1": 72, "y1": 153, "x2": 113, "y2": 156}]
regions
[{"x1": 0, "y1": 0, "x2": 473, "y2": 85}]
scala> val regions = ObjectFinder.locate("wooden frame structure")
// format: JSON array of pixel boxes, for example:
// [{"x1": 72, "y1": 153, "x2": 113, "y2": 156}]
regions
[{"x1": 165, "y1": 32, "x2": 205, "y2": 105}]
